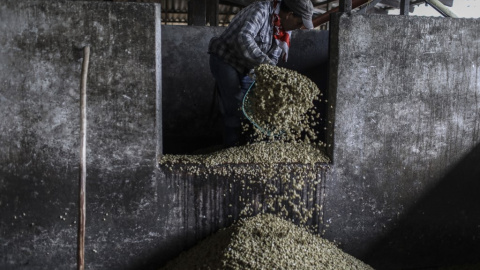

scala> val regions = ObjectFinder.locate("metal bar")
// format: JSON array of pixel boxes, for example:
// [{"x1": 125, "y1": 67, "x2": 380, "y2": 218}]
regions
[
  {"x1": 400, "y1": 0, "x2": 411, "y2": 15},
  {"x1": 357, "y1": 0, "x2": 383, "y2": 14},
  {"x1": 425, "y1": 0, "x2": 458, "y2": 17},
  {"x1": 78, "y1": 46, "x2": 90, "y2": 270}
]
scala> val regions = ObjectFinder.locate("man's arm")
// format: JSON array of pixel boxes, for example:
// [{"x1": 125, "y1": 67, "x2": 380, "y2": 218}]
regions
[
  {"x1": 234, "y1": 6, "x2": 276, "y2": 69},
  {"x1": 267, "y1": 43, "x2": 282, "y2": 65}
]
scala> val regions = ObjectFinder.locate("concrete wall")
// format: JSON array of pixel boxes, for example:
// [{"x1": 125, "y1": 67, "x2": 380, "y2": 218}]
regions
[
  {"x1": 0, "y1": 1, "x2": 329, "y2": 269},
  {"x1": 326, "y1": 13, "x2": 480, "y2": 269},
  {"x1": 0, "y1": 1, "x2": 162, "y2": 269},
  {"x1": 161, "y1": 26, "x2": 224, "y2": 154},
  {"x1": 2, "y1": 1, "x2": 480, "y2": 269}
]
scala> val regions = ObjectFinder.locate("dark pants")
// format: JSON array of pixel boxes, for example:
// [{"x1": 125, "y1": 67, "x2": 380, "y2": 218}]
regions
[{"x1": 209, "y1": 54, "x2": 253, "y2": 147}]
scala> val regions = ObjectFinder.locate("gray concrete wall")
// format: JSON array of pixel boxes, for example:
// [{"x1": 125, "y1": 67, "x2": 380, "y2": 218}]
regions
[
  {"x1": 161, "y1": 26, "x2": 224, "y2": 154},
  {"x1": 2, "y1": 1, "x2": 480, "y2": 269},
  {"x1": 0, "y1": 2, "x2": 329, "y2": 269},
  {"x1": 0, "y1": 1, "x2": 162, "y2": 269},
  {"x1": 326, "y1": 13, "x2": 480, "y2": 269}
]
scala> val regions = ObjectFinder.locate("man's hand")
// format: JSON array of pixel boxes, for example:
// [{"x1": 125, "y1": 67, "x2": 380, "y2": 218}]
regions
[{"x1": 248, "y1": 69, "x2": 256, "y2": 80}]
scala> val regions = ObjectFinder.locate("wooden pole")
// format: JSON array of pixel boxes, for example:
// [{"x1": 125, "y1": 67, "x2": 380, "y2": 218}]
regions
[{"x1": 78, "y1": 46, "x2": 90, "y2": 270}]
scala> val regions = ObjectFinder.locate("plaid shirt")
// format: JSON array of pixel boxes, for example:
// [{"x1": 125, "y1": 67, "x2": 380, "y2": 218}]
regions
[{"x1": 208, "y1": 1, "x2": 282, "y2": 74}]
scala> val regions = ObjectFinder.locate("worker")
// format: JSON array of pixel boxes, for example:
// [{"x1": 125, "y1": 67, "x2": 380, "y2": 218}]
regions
[{"x1": 208, "y1": 0, "x2": 314, "y2": 148}]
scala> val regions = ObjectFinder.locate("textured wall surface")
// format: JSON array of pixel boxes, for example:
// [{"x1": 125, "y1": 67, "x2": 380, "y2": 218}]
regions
[
  {"x1": 326, "y1": 13, "x2": 480, "y2": 269},
  {"x1": 0, "y1": 1, "x2": 162, "y2": 269},
  {"x1": 3, "y1": 1, "x2": 480, "y2": 269},
  {"x1": 161, "y1": 26, "x2": 224, "y2": 154},
  {"x1": 0, "y1": 2, "x2": 329, "y2": 269}
]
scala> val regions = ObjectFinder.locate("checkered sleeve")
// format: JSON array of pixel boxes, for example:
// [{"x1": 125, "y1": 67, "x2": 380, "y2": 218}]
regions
[
  {"x1": 267, "y1": 42, "x2": 282, "y2": 65},
  {"x1": 233, "y1": 6, "x2": 276, "y2": 69}
]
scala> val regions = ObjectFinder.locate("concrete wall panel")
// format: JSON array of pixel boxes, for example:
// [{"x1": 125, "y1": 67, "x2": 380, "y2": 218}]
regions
[
  {"x1": 327, "y1": 13, "x2": 480, "y2": 269},
  {"x1": 0, "y1": 2, "x2": 330, "y2": 269},
  {"x1": 0, "y1": 1, "x2": 161, "y2": 269},
  {"x1": 3, "y1": 1, "x2": 480, "y2": 269}
]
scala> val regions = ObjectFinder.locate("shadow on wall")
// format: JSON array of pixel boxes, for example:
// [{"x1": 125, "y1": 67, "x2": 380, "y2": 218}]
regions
[
  {"x1": 130, "y1": 165, "x2": 328, "y2": 270},
  {"x1": 125, "y1": 171, "x2": 240, "y2": 270},
  {"x1": 363, "y1": 143, "x2": 480, "y2": 270}
]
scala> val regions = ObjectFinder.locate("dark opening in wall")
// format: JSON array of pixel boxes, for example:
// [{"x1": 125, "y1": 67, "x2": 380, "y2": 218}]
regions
[{"x1": 160, "y1": 26, "x2": 330, "y2": 156}]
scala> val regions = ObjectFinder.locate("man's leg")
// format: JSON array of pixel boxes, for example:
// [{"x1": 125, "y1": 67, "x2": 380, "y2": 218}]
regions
[{"x1": 209, "y1": 54, "x2": 243, "y2": 147}]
